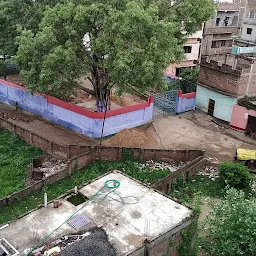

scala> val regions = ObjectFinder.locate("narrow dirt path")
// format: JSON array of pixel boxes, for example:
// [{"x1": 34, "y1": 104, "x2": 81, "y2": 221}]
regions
[{"x1": 0, "y1": 104, "x2": 94, "y2": 147}]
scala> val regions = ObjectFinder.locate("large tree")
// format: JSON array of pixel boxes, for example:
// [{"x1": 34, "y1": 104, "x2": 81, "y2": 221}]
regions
[{"x1": 16, "y1": 0, "x2": 215, "y2": 110}]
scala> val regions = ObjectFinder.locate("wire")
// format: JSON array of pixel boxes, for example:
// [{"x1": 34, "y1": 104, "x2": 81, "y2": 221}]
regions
[
  {"x1": 25, "y1": 179, "x2": 139, "y2": 256},
  {"x1": 99, "y1": 89, "x2": 110, "y2": 148}
]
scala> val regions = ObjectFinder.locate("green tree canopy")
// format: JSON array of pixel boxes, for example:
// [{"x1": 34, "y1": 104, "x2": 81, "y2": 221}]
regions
[
  {"x1": 0, "y1": 0, "x2": 59, "y2": 56},
  {"x1": 167, "y1": 67, "x2": 199, "y2": 93},
  {"x1": 16, "y1": 0, "x2": 215, "y2": 109}
]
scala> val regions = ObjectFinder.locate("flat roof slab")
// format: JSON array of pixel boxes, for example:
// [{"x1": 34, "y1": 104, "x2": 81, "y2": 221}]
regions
[
  {"x1": 0, "y1": 172, "x2": 192, "y2": 255},
  {"x1": 80, "y1": 172, "x2": 192, "y2": 254}
]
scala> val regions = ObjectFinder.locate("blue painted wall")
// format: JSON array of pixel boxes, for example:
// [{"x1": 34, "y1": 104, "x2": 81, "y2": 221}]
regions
[
  {"x1": 196, "y1": 85, "x2": 237, "y2": 122},
  {"x1": 0, "y1": 81, "x2": 153, "y2": 138},
  {"x1": 176, "y1": 96, "x2": 196, "y2": 113}
]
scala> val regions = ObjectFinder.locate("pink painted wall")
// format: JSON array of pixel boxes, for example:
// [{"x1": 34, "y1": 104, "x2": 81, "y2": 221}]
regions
[
  {"x1": 165, "y1": 60, "x2": 195, "y2": 78},
  {"x1": 230, "y1": 105, "x2": 256, "y2": 131}
]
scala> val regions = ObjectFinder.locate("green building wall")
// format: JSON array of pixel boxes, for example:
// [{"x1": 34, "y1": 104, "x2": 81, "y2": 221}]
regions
[{"x1": 196, "y1": 85, "x2": 237, "y2": 122}]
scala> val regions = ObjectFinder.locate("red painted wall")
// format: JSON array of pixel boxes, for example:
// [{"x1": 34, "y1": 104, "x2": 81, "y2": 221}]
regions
[{"x1": 177, "y1": 90, "x2": 196, "y2": 99}]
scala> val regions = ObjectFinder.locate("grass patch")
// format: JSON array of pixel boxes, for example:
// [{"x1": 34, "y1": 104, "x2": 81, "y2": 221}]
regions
[
  {"x1": 0, "y1": 129, "x2": 42, "y2": 198},
  {"x1": 0, "y1": 160, "x2": 171, "y2": 224},
  {"x1": 169, "y1": 175, "x2": 226, "y2": 204}
]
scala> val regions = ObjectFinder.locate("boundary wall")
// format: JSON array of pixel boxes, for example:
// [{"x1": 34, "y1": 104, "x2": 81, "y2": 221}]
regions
[{"x1": 0, "y1": 79, "x2": 153, "y2": 138}]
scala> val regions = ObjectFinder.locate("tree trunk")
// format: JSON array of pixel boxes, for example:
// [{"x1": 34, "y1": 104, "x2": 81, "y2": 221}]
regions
[{"x1": 91, "y1": 65, "x2": 109, "y2": 112}]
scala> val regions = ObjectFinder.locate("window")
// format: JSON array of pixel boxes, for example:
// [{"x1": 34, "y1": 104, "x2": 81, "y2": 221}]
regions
[
  {"x1": 184, "y1": 46, "x2": 192, "y2": 54},
  {"x1": 224, "y1": 16, "x2": 230, "y2": 26},
  {"x1": 247, "y1": 28, "x2": 253, "y2": 35},
  {"x1": 175, "y1": 67, "x2": 184, "y2": 76},
  {"x1": 216, "y1": 18, "x2": 221, "y2": 26},
  {"x1": 221, "y1": 40, "x2": 226, "y2": 46},
  {"x1": 211, "y1": 41, "x2": 218, "y2": 48},
  {"x1": 226, "y1": 40, "x2": 233, "y2": 47},
  {"x1": 215, "y1": 11, "x2": 239, "y2": 27},
  {"x1": 249, "y1": 11, "x2": 255, "y2": 19}
]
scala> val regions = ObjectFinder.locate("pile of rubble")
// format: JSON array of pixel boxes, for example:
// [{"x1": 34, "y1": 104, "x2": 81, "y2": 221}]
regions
[
  {"x1": 28, "y1": 156, "x2": 68, "y2": 184},
  {"x1": 36, "y1": 158, "x2": 68, "y2": 178},
  {"x1": 27, "y1": 228, "x2": 116, "y2": 256},
  {"x1": 139, "y1": 160, "x2": 187, "y2": 172},
  {"x1": 198, "y1": 165, "x2": 219, "y2": 181}
]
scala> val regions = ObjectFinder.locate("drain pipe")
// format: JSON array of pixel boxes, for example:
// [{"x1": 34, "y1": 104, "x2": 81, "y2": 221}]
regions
[{"x1": 44, "y1": 193, "x2": 48, "y2": 208}]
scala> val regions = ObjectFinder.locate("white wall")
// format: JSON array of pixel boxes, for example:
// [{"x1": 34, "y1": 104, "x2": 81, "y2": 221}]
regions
[
  {"x1": 241, "y1": 24, "x2": 256, "y2": 42},
  {"x1": 184, "y1": 43, "x2": 201, "y2": 61}
]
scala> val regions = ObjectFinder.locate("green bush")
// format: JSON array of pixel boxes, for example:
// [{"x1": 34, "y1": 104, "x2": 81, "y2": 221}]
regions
[
  {"x1": 202, "y1": 188, "x2": 256, "y2": 256},
  {"x1": 218, "y1": 161, "x2": 252, "y2": 190}
]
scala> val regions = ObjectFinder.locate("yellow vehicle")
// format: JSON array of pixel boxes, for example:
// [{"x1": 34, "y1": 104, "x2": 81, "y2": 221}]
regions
[{"x1": 235, "y1": 148, "x2": 256, "y2": 169}]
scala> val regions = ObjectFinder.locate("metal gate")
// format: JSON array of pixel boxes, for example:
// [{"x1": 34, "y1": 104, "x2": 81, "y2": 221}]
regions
[{"x1": 153, "y1": 90, "x2": 178, "y2": 119}]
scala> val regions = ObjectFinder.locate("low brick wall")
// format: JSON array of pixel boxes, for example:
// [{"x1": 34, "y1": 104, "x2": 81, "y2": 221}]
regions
[
  {"x1": 0, "y1": 166, "x2": 71, "y2": 208},
  {"x1": 69, "y1": 145, "x2": 205, "y2": 162},
  {"x1": 152, "y1": 156, "x2": 206, "y2": 194},
  {"x1": 0, "y1": 117, "x2": 69, "y2": 158},
  {"x1": 0, "y1": 140, "x2": 205, "y2": 207}
]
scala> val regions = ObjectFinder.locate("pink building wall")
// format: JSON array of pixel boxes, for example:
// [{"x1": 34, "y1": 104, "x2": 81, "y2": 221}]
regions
[
  {"x1": 165, "y1": 34, "x2": 202, "y2": 78},
  {"x1": 230, "y1": 105, "x2": 256, "y2": 131}
]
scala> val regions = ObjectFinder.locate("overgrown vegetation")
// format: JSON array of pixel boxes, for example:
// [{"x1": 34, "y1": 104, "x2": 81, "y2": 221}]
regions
[
  {"x1": 178, "y1": 193, "x2": 201, "y2": 256},
  {"x1": 168, "y1": 163, "x2": 255, "y2": 256},
  {"x1": 218, "y1": 161, "x2": 253, "y2": 191},
  {"x1": 0, "y1": 129, "x2": 42, "y2": 198},
  {"x1": 202, "y1": 188, "x2": 256, "y2": 256},
  {"x1": 238, "y1": 96, "x2": 256, "y2": 111},
  {"x1": 0, "y1": 160, "x2": 171, "y2": 224},
  {"x1": 170, "y1": 174, "x2": 225, "y2": 204}
]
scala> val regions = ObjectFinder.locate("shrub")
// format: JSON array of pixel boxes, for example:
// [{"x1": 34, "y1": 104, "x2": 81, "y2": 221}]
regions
[
  {"x1": 218, "y1": 161, "x2": 252, "y2": 190},
  {"x1": 202, "y1": 188, "x2": 256, "y2": 256}
]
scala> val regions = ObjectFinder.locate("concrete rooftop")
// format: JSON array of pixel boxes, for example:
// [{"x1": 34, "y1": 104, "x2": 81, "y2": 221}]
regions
[{"x1": 0, "y1": 171, "x2": 192, "y2": 255}]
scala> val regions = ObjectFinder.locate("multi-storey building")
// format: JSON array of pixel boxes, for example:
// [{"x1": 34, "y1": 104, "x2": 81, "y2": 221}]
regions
[
  {"x1": 234, "y1": 0, "x2": 256, "y2": 47},
  {"x1": 201, "y1": 0, "x2": 247, "y2": 56}
]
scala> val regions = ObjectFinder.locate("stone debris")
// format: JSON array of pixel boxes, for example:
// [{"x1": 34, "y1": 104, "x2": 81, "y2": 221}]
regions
[
  {"x1": 35, "y1": 159, "x2": 68, "y2": 178},
  {"x1": 31, "y1": 156, "x2": 67, "y2": 177},
  {"x1": 139, "y1": 160, "x2": 187, "y2": 172},
  {"x1": 198, "y1": 165, "x2": 219, "y2": 181},
  {"x1": 28, "y1": 228, "x2": 116, "y2": 256},
  {"x1": 27, "y1": 155, "x2": 68, "y2": 185},
  {"x1": 44, "y1": 246, "x2": 61, "y2": 256},
  {"x1": 62, "y1": 228, "x2": 116, "y2": 256}
]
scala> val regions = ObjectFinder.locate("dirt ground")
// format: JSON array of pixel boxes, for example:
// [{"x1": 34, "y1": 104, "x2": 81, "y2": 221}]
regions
[
  {"x1": 2, "y1": 74, "x2": 146, "y2": 112},
  {"x1": 103, "y1": 110, "x2": 256, "y2": 161},
  {"x1": 77, "y1": 76, "x2": 146, "y2": 111},
  {"x1": 1, "y1": 74, "x2": 255, "y2": 160}
]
